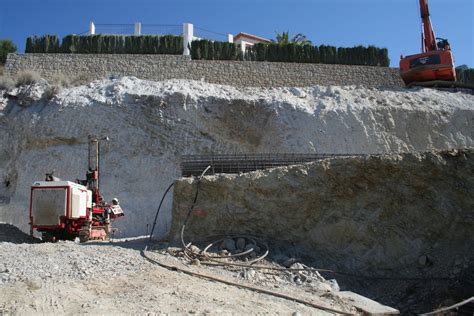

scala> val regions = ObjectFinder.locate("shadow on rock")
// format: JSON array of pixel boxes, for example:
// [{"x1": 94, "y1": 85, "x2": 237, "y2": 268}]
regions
[{"x1": 0, "y1": 223, "x2": 41, "y2": 244}]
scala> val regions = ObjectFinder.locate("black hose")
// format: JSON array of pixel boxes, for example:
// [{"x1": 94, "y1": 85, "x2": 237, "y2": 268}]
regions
[
  {"x1": 144, "y1": 182, "x2": 175, "y2": 252},
  {"x1": 144, "y1": 165, "x2": 210, "y2": 252},
  {"x1": 180, "y1": 165, "x2": 211, "y2": 249}
]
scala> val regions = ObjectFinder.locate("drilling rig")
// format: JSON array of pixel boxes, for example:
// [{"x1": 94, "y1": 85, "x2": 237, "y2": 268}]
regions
[{"x1": 29, "y1": 136, "x2": 124, "y2": 242}]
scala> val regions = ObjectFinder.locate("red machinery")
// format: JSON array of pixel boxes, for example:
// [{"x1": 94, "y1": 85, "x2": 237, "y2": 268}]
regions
[
  {"x1": 29, "y1": 136, "x2": 124, "y2": 242},
  {"x1": 399, "y1": 0, "x2": 456, "y2": 85}
]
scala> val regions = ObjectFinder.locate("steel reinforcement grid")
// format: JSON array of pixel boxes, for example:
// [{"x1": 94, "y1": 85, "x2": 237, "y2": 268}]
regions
[{"x1": 180, "y1": 153, "x2": 367, "y2": 177}]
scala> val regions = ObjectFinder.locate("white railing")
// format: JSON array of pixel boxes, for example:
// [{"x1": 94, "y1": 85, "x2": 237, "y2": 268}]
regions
[{"x1": 88, "y1": 21, "x2": 234, "y2": 56}]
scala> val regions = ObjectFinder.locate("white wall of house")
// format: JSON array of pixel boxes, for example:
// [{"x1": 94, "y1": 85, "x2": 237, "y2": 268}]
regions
[{"x1": 234, "y1": 37, "x2": 263, "y2": 53}]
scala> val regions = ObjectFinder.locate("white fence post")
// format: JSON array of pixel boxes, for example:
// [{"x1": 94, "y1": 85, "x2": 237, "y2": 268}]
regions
[
  {"x1": 227, "y1": 34, "x2": 234, "y2": 43},
  {"x1": 89, "y1": 22, "x2": 96, "y2": 35},
  {"x1": 183, "y1": 23, "x2": 193, "y2": 56},
  {"x1": 134, "y1": 22, "x2": 141, "y2": 35}
]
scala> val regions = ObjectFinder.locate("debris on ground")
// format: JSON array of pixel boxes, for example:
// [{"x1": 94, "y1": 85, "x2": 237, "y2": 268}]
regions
[{"x1": 0, "y1": 233, "x2": 398, "y2": 315}]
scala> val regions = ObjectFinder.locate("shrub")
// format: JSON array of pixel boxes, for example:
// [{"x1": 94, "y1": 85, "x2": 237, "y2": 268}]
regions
[
  {"x1": 0, "y1": 39, "x2": 17, "y2": 64},
  {"x1": 44, "y1": 73, "x2": 75, "y2": 99},
  {"x1": 0, "y1": 76, "x2": 15, "y2": 90},
  {"x1": 70, "y1": 73, "x2": 92, "y2": 86},
  {"x1": 49, "y1": 73, "x2": 70, "y2": 88},
  {"x1": 43, "y1": 84, "x2": 62, "y2": 100},
  {"x1": 457, "y1": 68, "x2": 474, "y2": 85},
  {"x1": 15, "y1": 70, "x2": 41, "y2": 86}
]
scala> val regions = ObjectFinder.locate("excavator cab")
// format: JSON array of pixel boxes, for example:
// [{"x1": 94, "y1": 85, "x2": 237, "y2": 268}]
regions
[{"x1": 436, "y1": 38, "x2": 450, "y2": 50}]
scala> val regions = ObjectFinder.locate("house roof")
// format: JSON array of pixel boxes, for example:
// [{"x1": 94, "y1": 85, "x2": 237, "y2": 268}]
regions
[{"x1": 234, "y1": 32, "x2": 271, "y2": 43}]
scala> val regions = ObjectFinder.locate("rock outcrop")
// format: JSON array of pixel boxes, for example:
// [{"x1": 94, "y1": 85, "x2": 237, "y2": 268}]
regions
[{"x1": 171, "y1": 149, "x2": 474, "y2": 276}]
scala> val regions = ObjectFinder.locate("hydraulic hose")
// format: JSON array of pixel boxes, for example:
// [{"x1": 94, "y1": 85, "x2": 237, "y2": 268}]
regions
[
  {"x1": 180, "y1": 165, "x2": 211, "y2": 251},
  {"x1": 144, "y1": 181, "x2": 175, "y2": 252}
]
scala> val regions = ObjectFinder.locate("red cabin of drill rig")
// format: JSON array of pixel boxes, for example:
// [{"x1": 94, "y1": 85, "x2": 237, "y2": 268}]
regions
[
  {"x1": 29, "y1": 136, "x2": 124, "y2": 242},
  {"x1": 399, "y1": 0, "x2": 456, "y2": 85}
]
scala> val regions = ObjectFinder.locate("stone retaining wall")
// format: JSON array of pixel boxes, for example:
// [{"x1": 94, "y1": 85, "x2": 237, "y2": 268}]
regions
[{"x1": 5, "y1": 53, "x2": 404, "y2": 87}]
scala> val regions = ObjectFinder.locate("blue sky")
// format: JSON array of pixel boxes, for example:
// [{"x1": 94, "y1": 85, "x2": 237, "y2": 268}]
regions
[{"x1": 1, "y1": 0, "x2": 472, "y2": 67}]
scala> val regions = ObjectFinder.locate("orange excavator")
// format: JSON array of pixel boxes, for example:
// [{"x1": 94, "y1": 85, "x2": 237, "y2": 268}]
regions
[{"x1": 400, "y1": 0, "x2": 456, "y2": 86}]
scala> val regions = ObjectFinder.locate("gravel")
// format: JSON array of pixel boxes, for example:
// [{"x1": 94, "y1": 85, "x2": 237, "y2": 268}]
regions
[{"x1": 0, "y1": 223, "x2": 398, "y2": 314}]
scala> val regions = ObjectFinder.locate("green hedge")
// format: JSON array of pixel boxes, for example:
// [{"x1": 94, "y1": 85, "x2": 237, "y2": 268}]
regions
[
  {"x1": 191, "y1": 40, "x2": 389, "y2": 66},
  {"x1": 25, "y1": 35, "x2": 183, "y2": 54},
  {"x1": 190, "y1": 40, "x2": 242, "y2": 60},
  {"x1": 456, "y1": 68, "x2": 474, "y2": 85},
  {"x1": 26, "y1": 35, "x2": 60, "y2": 53},
  {"x1": 245, "y1": 43, "x2": 389, "y2": 66}
]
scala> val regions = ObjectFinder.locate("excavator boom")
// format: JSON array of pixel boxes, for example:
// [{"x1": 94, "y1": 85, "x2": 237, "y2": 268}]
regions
[{"x1": 419, "y1": 0, "x2": 437, "y2": 52}]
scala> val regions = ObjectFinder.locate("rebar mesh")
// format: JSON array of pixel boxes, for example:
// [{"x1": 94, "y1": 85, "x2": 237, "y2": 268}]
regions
[{"x1": 180, "y1": 153, "x2": 369, "y2": 177}]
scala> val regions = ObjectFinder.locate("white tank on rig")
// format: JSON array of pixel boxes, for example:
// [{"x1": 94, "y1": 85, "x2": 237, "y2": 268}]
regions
[{"x1": 29, "y1": 181, "x2": 92, "y2": 228}]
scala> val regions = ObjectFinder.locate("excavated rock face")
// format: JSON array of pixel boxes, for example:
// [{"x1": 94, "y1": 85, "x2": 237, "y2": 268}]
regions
[
  {"x1": 0, "y1": 77, "x2": 473, "y2": 238},
  {"x1": 171, "y1": 149, "x2": 474, "y2": 276}
]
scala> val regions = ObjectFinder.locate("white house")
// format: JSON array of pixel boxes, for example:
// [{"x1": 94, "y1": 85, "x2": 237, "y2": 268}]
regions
[{"x1": 233, "y1": 32, "x2": 271, "y2": 53}]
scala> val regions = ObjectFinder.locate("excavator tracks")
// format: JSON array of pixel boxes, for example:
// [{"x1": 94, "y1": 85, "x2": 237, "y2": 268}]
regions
[{"x1": 407, "y1": 80, "x2": 474, "y2": 93}]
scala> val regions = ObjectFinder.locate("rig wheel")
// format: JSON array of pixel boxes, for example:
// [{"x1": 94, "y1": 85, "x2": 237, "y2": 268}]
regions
[
  {"x1": 42, "y1": 231, "x2": 56, "y2": 243},
  {"x1": 79, "y1": 229, "x2": 90, "y2": 243}
]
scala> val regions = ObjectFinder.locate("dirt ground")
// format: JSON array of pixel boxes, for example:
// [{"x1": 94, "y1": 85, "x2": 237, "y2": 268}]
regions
[{"x1": 1, "y1": 224, "x2": 401, "y2": 315}]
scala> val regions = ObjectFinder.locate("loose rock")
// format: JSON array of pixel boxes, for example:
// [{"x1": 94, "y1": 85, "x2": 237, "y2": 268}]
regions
[
  {"x1": 325, "y1": 279, "x2": 340, "y2": 292},
  {"x1": 283, "y1": 258, "x2": 298, "y2": 268},
  {"x1": 235, "y1": 238, "x2": 246, "y2": 251},
  {"x1": 221, "y1": 239, "x2": 236, "y2": 252}
]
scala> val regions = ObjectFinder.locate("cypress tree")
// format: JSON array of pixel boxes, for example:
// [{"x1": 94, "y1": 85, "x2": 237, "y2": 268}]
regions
[
  {"x1": 25, "y1": 37, "x2": 33, "y2": 53},
  {"x1": 124, "y1": 36, "x2": 132, "y2": 54},
  {"x1": 319, "y1": 45, "x2": 326, "y2": 64},
  {"x1": 43, "y1": 35, "x2": 50, "y2": 53}
]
